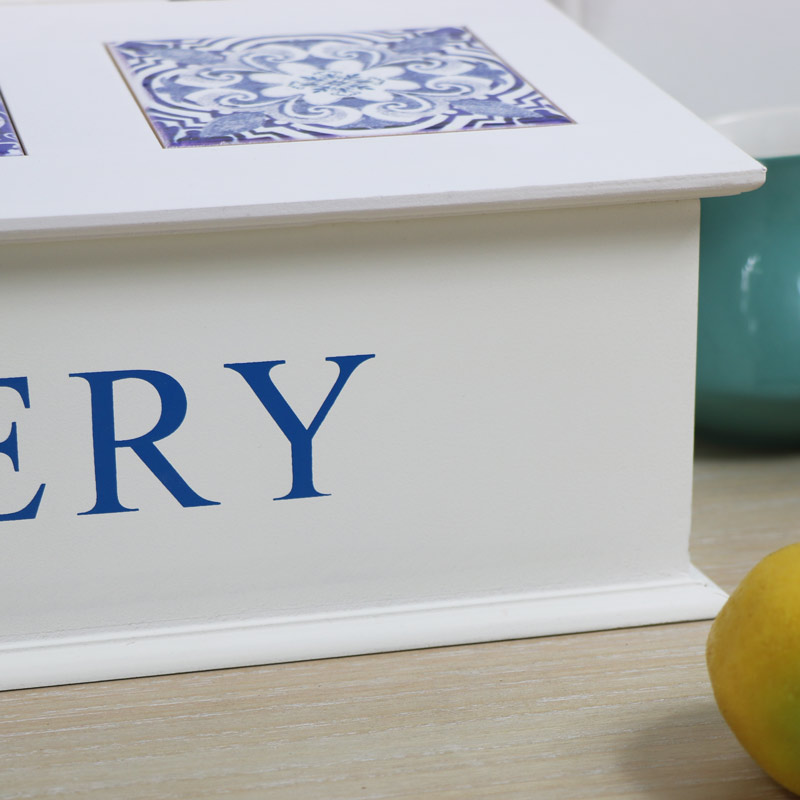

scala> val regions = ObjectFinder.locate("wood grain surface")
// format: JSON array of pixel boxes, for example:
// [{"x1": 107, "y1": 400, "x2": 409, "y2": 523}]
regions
[{"x1": 1, "y1": 441, "x2": 798, "y2": 799}]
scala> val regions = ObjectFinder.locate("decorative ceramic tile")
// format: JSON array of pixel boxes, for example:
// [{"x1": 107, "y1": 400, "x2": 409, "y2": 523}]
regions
[
  {"x1": 0, "y1": 90, "x2": 24, "y2": 157},
  {"x1": 108, "y1": 26, "x2": 572, "y2": 147}
]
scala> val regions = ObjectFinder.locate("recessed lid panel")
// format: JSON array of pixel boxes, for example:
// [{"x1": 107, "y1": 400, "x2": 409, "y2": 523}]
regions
[
  {"x1": 107, "y1": 27, "x2": 574, "y2": 148},
  {"x1": 0, "y1": 0, "x2": 763, "y2": 240}
]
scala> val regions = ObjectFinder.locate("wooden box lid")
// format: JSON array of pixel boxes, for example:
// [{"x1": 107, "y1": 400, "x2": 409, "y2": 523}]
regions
[{"x1": 0, "y1": 0, "x2": 764, "y2": 241}]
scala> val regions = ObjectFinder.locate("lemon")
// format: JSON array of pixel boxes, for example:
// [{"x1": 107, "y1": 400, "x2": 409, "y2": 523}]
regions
[{"x1": 707, "y1": 542, "x2": 800, "y2": 794}]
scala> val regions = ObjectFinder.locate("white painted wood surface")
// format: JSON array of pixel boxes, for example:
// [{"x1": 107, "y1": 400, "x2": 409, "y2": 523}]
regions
[
  {"x1": 0, "y1": 201, "x2": 723, "y2": 689},
  {"x1": 0, "y1": 0, "x2": 763, "y2": 240}
]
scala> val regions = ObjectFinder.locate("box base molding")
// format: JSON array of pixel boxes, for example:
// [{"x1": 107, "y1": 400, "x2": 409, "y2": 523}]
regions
[{"x1": 0, "y1": 567, "x2": 725, "y2": 691}]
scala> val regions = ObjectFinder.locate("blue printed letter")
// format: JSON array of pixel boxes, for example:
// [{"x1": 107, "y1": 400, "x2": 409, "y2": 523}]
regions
[
  {"x1": 70, "y1": 370, "x2": 219, "y2": 515},
  {"x1": 0, "y1": 377, "x2": 46, "y2": 521},
  {"x1": 225, "y1": 354, "x2": 375, "y2": 500}
]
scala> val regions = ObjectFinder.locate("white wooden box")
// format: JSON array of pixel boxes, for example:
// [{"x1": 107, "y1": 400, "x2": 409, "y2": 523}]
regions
[{"x1": 0, "y1": 0, "x2": 762, "y2": 690}]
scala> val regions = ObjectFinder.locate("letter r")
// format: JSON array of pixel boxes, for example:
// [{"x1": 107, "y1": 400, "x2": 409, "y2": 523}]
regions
[{"x1": 70, "y1": 369, "x2": 219, "y2": 515}]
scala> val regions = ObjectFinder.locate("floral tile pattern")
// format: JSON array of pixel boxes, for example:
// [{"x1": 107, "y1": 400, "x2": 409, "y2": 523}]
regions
[
  {"x1": 0, "y1": 91, "x2": 24, "y2": 157},
  {"x1": 108, "y1": 26, "x2": 572, "y2": 148}
]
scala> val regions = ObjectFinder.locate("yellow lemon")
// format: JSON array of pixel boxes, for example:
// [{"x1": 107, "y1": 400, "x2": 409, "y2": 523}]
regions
[{"x1": 707, "y1": 542, "x2": 800, "y2": 794}]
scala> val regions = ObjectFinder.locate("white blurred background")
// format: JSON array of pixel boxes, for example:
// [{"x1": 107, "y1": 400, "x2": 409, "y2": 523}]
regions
[{"x1": 549, "y1": 0, "x2": 800, "y2": 120}]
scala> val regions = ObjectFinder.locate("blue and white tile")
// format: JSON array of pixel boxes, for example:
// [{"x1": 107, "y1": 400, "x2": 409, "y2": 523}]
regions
[
  {"x1": 108, "y1": 26, "x2": 572, "y2": 148},
  {"x1": 0, "y1": 91, "x2": 24, "y2": 157}
]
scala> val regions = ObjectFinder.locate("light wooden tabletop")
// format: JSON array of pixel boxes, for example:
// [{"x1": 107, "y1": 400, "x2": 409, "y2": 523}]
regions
[{"x1": 1, "y1": 442, "x2": 798, "y2": 799}]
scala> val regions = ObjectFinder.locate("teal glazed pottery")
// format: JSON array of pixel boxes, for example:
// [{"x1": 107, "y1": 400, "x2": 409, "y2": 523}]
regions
[{"x1": 696, "y1": 109, "x2": 800, "y2": 445}]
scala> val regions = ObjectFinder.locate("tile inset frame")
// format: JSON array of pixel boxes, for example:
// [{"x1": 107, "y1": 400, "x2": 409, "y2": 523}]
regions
[
  {"x1": 107, "y1": 26, "x2": 573, "y2": 148},
  {"x1": 0, "y1": 89, "x2": 24, "y2": 157}
]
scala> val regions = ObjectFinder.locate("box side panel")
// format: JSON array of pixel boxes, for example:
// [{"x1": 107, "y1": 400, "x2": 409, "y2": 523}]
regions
[{"x1": 0, "y1": 200, "x2": 702, "y2": 654}]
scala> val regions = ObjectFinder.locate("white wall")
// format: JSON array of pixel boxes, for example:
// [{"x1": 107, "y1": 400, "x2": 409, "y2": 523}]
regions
[{"x1": 549, "y1": 0, "x2": 800, "y2": 120}]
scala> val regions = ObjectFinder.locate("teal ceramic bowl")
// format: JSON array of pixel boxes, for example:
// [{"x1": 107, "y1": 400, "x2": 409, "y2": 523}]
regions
[{"x1": 696, "y1": 110, "x2": 800, "y2": 445}]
